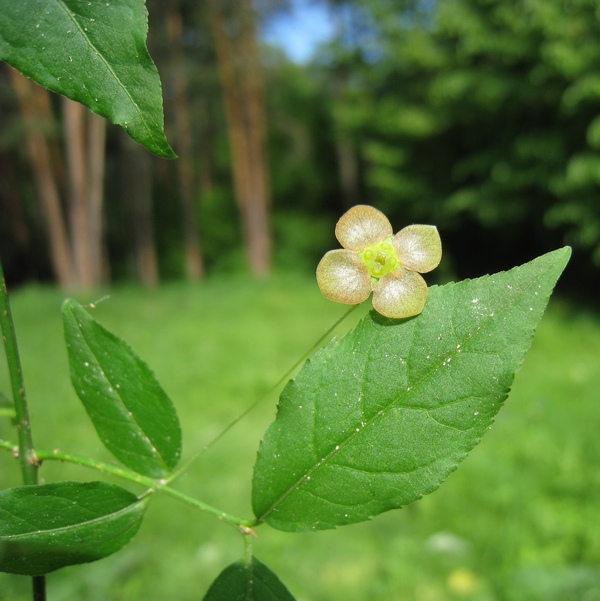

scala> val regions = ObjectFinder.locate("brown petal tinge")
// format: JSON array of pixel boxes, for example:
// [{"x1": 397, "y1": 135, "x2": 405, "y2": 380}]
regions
[
  {"x1": 393, "y1": 225, "x2": 442, "y2": 274},
  {"x1": 335, "y1": 205, "x2": 393, "y2": 251},
  {"x1": 316, "y1": 249, "x2": 372, "y2": 305},
  {"x1": 372, "y1": 268, "x2": 428, "y2": 319}
]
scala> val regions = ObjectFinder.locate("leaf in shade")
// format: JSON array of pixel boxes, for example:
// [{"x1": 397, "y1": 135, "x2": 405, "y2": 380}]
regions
[
  {"x1": 0, "y1": 0, "x2": 175, "y2": 158},
  {"x1": 0, "y1": 481, "x2": 147, "y2": 575},
  {"x1": 203, "y1": 557, "x2": 296, "y2": 601},
  {"x1": 252, "y1": 248, "x2": 571, "y2": 531},
  {"x1": 62, "y1": 299, "x2": 182, "y2": 479}
]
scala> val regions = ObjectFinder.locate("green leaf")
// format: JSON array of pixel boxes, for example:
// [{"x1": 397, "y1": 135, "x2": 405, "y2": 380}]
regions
[
  {"x1": 0, "y1": 0, "x2": 175, "y2": 158},
  {"x1": 252, "y1": 248, "x2": 571, "y2": 531},
  {"x1": 203, "y1": 557, "x2": 296, "y2": 601},
  {"x1": 0, "y1": 481, "x2": 147, "y2": 575},
  {"x1": 62, "y1": 299, "x2": 182, "y2": 478}
]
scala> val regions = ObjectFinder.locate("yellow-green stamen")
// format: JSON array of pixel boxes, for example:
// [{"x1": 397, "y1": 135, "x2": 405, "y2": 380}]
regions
[{"x1": 360, "y1": 240, "x2": 399, "y2": 279}]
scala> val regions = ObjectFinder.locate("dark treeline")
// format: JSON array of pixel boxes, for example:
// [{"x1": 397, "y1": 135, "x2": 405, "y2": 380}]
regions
[{"x1": 1, "y1": 0, "x2": 598, "y2": 301}]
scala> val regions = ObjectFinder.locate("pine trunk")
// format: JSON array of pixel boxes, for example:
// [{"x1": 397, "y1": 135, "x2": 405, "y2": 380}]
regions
[
  {"x1": 166, "y1": 0, "x2": 205, "y2": 280},
  {"x1": 8, "y1": 68, "x2": 75, "y2": 287},
  {"x1": 208, "y1": 0, "x2": 271, "y2": 276}
]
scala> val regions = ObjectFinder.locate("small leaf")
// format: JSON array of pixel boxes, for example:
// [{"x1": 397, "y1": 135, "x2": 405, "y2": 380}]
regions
[
  {"x1": 203, "y1": 557, "x2": 296, "y2": 601},
  {"x1": 0, "y1": 0, "x2": 175, "y2": 158},
  {"x1": 62, "y1": 300, "x2": 182, "y2": 478},
  {"x1": 0, "y1": 481, "x2": 147, "y2": 575},
  {"x1": 252, "y1": 248, "x2": 571, "y2": 531}
]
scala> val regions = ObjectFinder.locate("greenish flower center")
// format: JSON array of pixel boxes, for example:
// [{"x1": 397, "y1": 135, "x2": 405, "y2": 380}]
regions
[{"x1": 360, "y1": 239, "x2": 399, "y2": 279}]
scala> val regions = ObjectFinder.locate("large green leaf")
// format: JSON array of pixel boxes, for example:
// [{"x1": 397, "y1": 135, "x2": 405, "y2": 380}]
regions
[
  {"x1": 62, "y1": 299, "x2": 182, "y2": 478},
  {"x1": 252, "y1": 248, "x2": 571, "y2": 531},
  {"x1": 0, "y1": 0, "x2": 175, "y2": 158},
  {"x1": 0, "y1": 481, "x2": 147, "y2": 575},
  {"x1": 203, "y1": 557, "x2": 296, "y2": 601}
]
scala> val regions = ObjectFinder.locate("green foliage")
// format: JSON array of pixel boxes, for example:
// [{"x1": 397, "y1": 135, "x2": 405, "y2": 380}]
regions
[
  {"x1": 327, "y1": 0, "x2": 600, "y2": 272},
  {"x1": 0, "y1": 248, "x2": 570, "y2": 594},
  {"x1": 0, "y1": 0, "x2": 585, "y2": 596},
  {"x1": 0, "y1": 481, "x2": 146, "y2": 575},
  {"x1": 203, "y1": 557, "x2": 296, "y2": 601},
  {"x1": 3, "y1": 274, "x2": 596, "y2": 600},
  {"x1": 62, "y1": 299, "x2": 182, "y2": 478},
  {"x1": 253, "y1": 248, "x2": 570, "y2": 531},
  {"x1": 0, "y1": 0, "x2": 174, "y2": 158}
]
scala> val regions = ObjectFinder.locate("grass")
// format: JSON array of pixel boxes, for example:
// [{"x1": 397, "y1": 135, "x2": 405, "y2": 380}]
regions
[{"x1": 1, "y1": 274, "x2": 599, "y2": 601}]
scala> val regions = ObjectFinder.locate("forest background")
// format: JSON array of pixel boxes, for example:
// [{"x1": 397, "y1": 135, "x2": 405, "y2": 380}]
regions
[
  {"x1": 1, "y1": 0, "x2": 599, "y2": 299},
  {"x1": 1, "y1": 2, "x2": 599, "y2": 600}
]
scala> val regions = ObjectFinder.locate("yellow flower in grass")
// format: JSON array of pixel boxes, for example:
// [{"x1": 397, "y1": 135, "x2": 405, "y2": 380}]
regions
[{"x1": 316, "y1": 205, "x2": 442, "y2": 319}]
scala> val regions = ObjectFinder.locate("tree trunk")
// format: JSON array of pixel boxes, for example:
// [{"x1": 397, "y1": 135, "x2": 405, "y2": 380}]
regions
[
  {"x1": 87, "y1": 112, "x2": 107, "y2": 284},
  {"x1": 208, "y1": 0, "x2": 271, "y2": 276},
  {"x1": 63, "y1": 97, "x2": 91, "y2": 287},
  {"x1": 122, "y1": 136, "x2": 159, "y2": 287},
  {"x1": 166, "y1": 0, "x2": 205, "y2": 280},
  {"x1": 63, "y1": 97, "x2": 108, "y2": 289},
  {"x1": 8, "y1": 67, "x2": 75, "y2": 287}
]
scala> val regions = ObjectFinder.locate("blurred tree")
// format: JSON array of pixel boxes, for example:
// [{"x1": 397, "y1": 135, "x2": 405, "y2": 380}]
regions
[
  {"x1": 8, "y1": 69, "x2": 108, "y2": 289},
  {"x1": 326, "y1": 0, "x2": 600, "y2": 276},
  {"x1": 165, "y1": 0, "x2": 205, "y2": 281},
  {"x1": 208, "y1": 0, "x2": 271, "y2": 277},
  {"x1": 8, "y1": 68, "x2": 75, "y2": 287},
  {"x1": 121, "y1": 135, "x2": 160, "y2": 287},
  {"x1": 63, "y1": 97, "x2": 107, "y2": 288},
  {"x1": 4, "y1": 0, "x2": 599, "y2": 294}
]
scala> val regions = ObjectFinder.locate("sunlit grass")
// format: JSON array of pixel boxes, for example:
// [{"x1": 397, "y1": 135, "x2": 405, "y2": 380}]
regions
[{"x1": 1, "y1": 277, "x2": 599, "y2": 600}]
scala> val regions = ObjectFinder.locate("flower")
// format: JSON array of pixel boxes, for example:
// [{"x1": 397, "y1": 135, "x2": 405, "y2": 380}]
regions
[{"x1": 316, "y1": 205, "x2": 442, "y2": 319}]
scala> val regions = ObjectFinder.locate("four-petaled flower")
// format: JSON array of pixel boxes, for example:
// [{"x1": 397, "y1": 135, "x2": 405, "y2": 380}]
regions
[{"x1": 316, "y1": 205, "x2": 442, "y2": 319}]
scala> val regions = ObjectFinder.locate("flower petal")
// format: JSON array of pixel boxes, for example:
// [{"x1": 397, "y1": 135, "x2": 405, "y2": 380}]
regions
[
  {"x1": 335, "y1": 205, "x2": 393, "y2": 251},
  {"x1": 393, "y1": 225, "x2": 442, "y2": 273},
  {"x1": 372, "y1": 269, "x2": 428, "y2": 319},
  {"x1": 316, "y1": 250, "x2": 372, "y2": 305}
]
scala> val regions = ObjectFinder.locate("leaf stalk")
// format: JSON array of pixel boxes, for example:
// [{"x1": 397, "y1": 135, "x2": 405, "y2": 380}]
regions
[{"x1": 0, "y1": 440, "x2": 252, "y2": 533}]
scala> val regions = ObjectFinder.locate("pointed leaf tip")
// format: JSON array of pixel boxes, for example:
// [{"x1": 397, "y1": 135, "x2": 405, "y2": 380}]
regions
[{"x1": 0, "y1": 0, "x2": 175, "y2": 158}]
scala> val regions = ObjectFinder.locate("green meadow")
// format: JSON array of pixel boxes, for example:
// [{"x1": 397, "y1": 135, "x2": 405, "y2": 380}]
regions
[{"x1": 1, "y1": 275, "x2": 599, "y2": 601}]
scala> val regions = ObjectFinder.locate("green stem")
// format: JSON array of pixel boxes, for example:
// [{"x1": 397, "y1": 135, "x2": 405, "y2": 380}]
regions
[
  {"x1": 0, "y1": 441, "x2": 253, "y2": 534},
  {"x1": 0, "y1": 263, "x2": 38, "y2": 486},
  {"x1": 32, "y1": 576, "x2": 45, "y2": 601},
  {"x1": 167, "y1": 304, "x2": 359, "y2": 485},
  {"x1": 0, "y1": 261, "x2": 45, "y2": 601}
]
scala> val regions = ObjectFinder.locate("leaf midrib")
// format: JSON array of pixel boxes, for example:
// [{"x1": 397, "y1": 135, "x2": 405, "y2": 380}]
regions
[
  {"x1": 2, "y1": 497, "x2": 144, "y2": 541},
  {"x1": 73, "y1": 314, "x2": 168, "y2": 471},
  {"x1": 55, "y1": 0, "x2": 150, "y2": 135}
]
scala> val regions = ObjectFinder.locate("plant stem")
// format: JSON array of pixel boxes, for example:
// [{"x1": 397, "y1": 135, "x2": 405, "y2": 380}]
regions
[
  {"x1": 32, "y1": 576, "x2": 45, "y2": 601},
  {"x1": 0, "y1": 263, "x2": 38, "y2": 486},
  {"x1": 0, "y1": 261, "x2": 45, "y2": 600},
  {"x1": 0, "y1": 441, "x2": 253, "y2": 533},
  {"x1": 167, "y1": 304, "x2": 359, "y2": 484}
]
